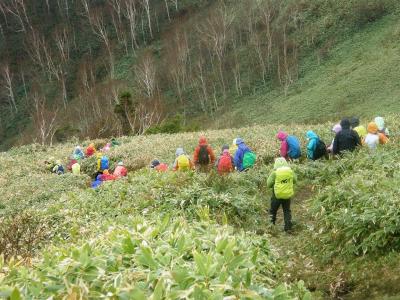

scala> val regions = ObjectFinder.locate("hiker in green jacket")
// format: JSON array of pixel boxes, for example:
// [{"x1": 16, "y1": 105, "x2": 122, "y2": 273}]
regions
[{"x1": 267, "y1": 157, "x2": 297, "y2": 232}]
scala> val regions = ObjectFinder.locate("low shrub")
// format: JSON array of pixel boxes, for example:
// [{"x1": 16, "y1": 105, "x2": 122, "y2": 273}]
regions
[{"x1": 0, "y1": 216, "x2": 311, "y2": 299}]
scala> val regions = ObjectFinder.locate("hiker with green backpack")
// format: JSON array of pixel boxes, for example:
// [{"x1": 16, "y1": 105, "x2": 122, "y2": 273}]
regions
[
  {"x1": 234, "y1": 138, "x2": 256, "y2": 172},
  {"x1": 267, "y1": 157, "x2": 297, "y2": 232}
]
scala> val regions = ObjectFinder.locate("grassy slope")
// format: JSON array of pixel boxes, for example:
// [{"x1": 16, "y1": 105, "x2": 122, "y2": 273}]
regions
[
  {"x1": 218, "y1": 14, "x2": 400, "y2": 127},
  {"x1": 1, "y1": 116, "x2": 400, "y2": 298}
]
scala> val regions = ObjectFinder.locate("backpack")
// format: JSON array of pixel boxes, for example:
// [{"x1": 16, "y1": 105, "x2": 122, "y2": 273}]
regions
[
  {"x1": 54, "y1": 165, "x2": 64, "y2": 175},
  {"x1": 243, "y1": 151, "x2": 256, "y2": 169},
  {"x1": 217, "y1": 155, "x2": 233, "y2": 174},
  {"x1": 198, "y1": 145, "x2": 210, "y2": 165},
  {"x1": 378, "y1": 128, "x2": 387, "y2": 136},
  {"x1": 286, "y1": 136, "x2": 301, "y2": 159},
  {"x1": 274, "y1": 167, "x2": 295, "y2": 200},
  {"x1": 100, "y1": 156, "x2": 109, "y2": 170},
  {"x1": 72, "y1": 163, "x2": 80, "y2": 175},
  {"x1": 313, "y1": 139, "x2": 327, "y2": 160},
  {"x1": 177, "y1": 155, "x2": 190, "y2": 171},
  {"x1": 379, "y1": 133, "x2": 389, "y2": 145}
]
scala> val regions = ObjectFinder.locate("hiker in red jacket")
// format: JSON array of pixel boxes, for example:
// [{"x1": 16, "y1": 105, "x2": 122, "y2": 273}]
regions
[
  {"x1": 150, "y1": 160, "x2": 169, "y2": 172},
  {"x1": 85, "y1": 143, "x2": 96, "y2": 157},
  {"x1": 100, "y1": 169, "x2": 117, "y2": 181},
  {"x1": 215, "y1": 145, "x2": 234, "y2": 175},
  {"x1": 193, "y1": 136, "x2": 216, "y2": 172},
  {"x1": 113, "y1": 161, "x2": 128, "y2": 178}
]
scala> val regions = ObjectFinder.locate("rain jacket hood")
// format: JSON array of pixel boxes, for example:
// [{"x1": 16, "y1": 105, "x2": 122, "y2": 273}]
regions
[
  {"x1": 198, "y1": 136, "x2": 208, "y2": 145},
  {"x1": 340, "y1": 119, "x2": 351, "y2": 130},
  {"x1": 367, "y1": 122, "x2": 378, "y2": 134},
  {"x1": 175, "y1": 148, "x2": 185, "y2": 157},
  {"x1": 374, "y1": 117, "x2": 385, "y2": 130},
  {"x1": 276, "y1": 131, "x2": 288, "y2": 141},
  {"x1": 332, "y1": 124, "x2": 342, "y2": 134},
  {"x1": 274, "y1": 157, "x2": 289, "y2": 169},
  {"x1": 350, "y1": 117, "x2": 360, "y2": 128},
  {"x1": 306, "y1": 131, "x2": 318, "y2": 140},
  {"x1": 236, "y1": 138, "x2": 244, "y2": 145},
  {"x1": 221, "y1": 144, "x2": 229, "y2": 152}
]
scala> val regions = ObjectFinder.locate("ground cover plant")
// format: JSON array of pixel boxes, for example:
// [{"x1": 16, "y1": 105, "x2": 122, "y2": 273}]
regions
[{"x1": 0, "y1": 116, "x2": 399, "y2": 298}]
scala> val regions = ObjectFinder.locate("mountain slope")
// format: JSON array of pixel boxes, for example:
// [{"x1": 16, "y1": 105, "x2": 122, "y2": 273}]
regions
[
  {"x1": 1, "y1": 0, "x2": 399, "y2": 149},
  {"x1": 217, "y1": 14, "x2": 400, "y2": 127}
]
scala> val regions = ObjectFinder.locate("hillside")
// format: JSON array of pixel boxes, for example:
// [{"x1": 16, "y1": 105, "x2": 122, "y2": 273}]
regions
[
  {"x1": 218, "y1": 13, "x2": 400, "y2": 127},
  {"x1": 0, "y1": 116, "x2": 399, "y2": 298},
  {"x1": 1, "y1": 0, "x2": 400, "y2": 149}
]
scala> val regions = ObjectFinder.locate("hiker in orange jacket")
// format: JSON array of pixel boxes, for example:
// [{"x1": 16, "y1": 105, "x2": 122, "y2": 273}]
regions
[{"x1": 193, "y1": 136, "x2": 215, "y2": 172}]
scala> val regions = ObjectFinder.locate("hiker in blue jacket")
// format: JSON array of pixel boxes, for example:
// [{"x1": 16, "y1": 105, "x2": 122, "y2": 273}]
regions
[
  {"x1": 306, "y1": 131, "x2": 319, "y2": 160},
  {"x1": 234, "y1": 138, "x2": 254, "y2": 172}
]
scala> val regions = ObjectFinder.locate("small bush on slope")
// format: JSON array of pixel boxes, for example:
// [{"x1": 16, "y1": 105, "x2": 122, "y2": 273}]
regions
[{"x1": 0, "y1": 216, "x2": 310, "y2": 299}]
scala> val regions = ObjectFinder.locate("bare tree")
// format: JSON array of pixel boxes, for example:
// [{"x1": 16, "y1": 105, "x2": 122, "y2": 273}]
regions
[
  {"x1": 1, "y1": 63, "x2": 17, "y2": 112},
  {"x1": 80, "y1": 0, "x2": 90, "y2": 19},
  {"x1": 231, "y1": 37, "x2": 242, "y2": 96},
  {"x1": 25, "y1": 28, "x2": 46, "y2": 71},
  {"x1": 135, "y1": 52, "x2": 157, "y2": 98},
  {"x1": 140, "y1": 0, "x2": 152, "y2": 39},
  {"x1": 107, "y1": 0, "x2": 129, "y2": 53},
  {"x1": 0, "y1": 0, "x2": 31, "y2": 32},
  {"x1": 90, "y1": 8, "x2": 115, "y2": 78},
  {"x1": 53, "y1": 25, "x2": 71, "y2": 63},
  {"x1": 56, "y1": 0, "x2": 71, "y2": 19},
  {"x1": 165, "y1": 29, "x2": 189, "y2": 114},
  {"x1": 198, "y1": 5, "x2": 235, "y2": 97},
  {"x1": 31, "y1": 92, "x2": 59, "y2": 146},
  {"x1": 135, "y1": 101, "x2": 162, "y2": 134},
  {"x1": 123, "y1": 0, "x2": 139, "y2": 51},
  {"x1": 164, "y1": 0, "x2": 170, "y2": 21},
  {"x1": 170, "y1": 0, "x2": 178, "y2": 11}
]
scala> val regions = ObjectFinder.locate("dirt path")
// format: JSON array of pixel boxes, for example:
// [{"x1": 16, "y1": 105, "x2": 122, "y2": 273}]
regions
[{"x1": 265, "y1": 185, "x2": 331, "y2": 298}]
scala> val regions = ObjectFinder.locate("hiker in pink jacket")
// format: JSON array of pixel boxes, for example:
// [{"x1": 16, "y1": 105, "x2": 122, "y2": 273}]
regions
[{"x1": 276, "y1": 131, "x2": 289, "y2": 159}]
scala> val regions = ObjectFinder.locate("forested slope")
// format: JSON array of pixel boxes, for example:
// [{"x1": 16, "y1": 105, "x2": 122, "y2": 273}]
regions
[{"x1": 0, "y1": 0, "x2": 399, "y2": 149}]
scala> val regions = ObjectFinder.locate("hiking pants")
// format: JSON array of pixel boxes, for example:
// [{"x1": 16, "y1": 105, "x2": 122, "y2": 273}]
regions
[
  {"x1": 270, "y1": 195, "x2": 292, "y2": 231},
  {"x1": 196, "y1": 164, "x2": 211, "y2": 173}
]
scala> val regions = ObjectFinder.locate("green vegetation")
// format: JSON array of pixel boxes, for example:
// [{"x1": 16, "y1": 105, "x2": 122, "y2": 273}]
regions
[
  {"x1": 0, "y1": 116, "x2": 399, "y2": 298},
  {"x1": 223, "y1": 14, "x2": 400, "y2": 126}
]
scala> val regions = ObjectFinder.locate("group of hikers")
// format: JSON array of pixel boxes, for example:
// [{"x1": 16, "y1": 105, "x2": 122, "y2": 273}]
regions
[
  {"x1": 277, "y1": 116, "x2": 390, "y2": 163},
  {"x1": 150, "y1": 137, "x2": 257, "y2": 174},
  {"x1": 44, "y1": 138, "x2": 128, "y2": 188},
  {"x1": 45, "y1": 116, "x2": 390, "y2": 232},
  {"x1": 272, "y1": 116, "x2": 390, "y2": 232}
]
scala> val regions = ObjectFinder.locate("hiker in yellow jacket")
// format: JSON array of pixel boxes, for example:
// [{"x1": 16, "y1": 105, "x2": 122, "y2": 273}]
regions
[
  {"x1": 267, "y1": 157, "x2": 297, "y2": 232},
  {"x1": 173, "y1": 148, "x2": 194, "y2": 171}
]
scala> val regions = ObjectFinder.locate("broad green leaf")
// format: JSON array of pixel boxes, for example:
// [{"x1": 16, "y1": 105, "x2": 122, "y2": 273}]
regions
[
  {"x1": 151, "y1": 278, "x2": 165, "y2": 300},
  {"x1": 138, "y1": 246, "x2": 158, "y2": 270},
  {"x1": 122, "y1": 236, "x2": 136, "y2": 254},
  {"x1": 10, "y1": 288, "x2": 21, "y2": 300}
]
